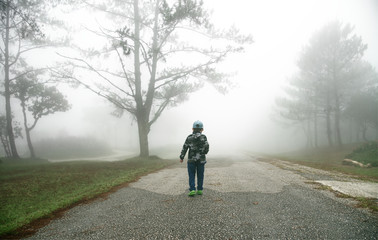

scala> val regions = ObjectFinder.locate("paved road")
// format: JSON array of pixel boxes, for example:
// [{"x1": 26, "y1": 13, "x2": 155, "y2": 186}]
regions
[{"x1": 26, "y1": 155, "x2": 377, "y2": 239}]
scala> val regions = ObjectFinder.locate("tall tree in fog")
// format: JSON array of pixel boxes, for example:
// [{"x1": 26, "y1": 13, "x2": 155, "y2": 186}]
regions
[
  {"x1": 275, "y1": 74, "x2": 319, "y2": 148},
  {"x1": 61, "y1": 0, "x2": 252, "y2": 157},
  {"x1": 299, "y1": 21, "x2": 368, "y2": 147},
  {"x1": 0, "y1": 0, "x2": 62, "y2": 158},
  {"x1": 276, "y1": 21, "x2": 376, "y2": 148},
  {"x1": 10, "y1": 70, "x2": 70, "y2": 158},
  {"x1": 0, "y1": 0, "x2": 42, "y2": 158},
  {"x1": 0, "y1": 0, "x2": 72, "y2": 159}
]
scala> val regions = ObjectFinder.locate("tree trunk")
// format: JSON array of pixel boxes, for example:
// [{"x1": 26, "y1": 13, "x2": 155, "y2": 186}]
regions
[
  {"x1": 137, "y1": 113, "x2": 150, "y2": 158},
  {"x1": 144, "y1": 0, "x2": 160, "y2": 115},
  {"x1": 326, "y1": 112, "x2": 333, "y2": 146},
  {"x1": 133, "y1": 0, "x2": 160, "y2": 158},
  {"x1": 133, "y1": 0, "x2": 147, "y2": 157},
  {"x1": 21, "y1": 101, "x2": 36, "y2": 158},
  {"x1": 307, "y1": 117, "x2": 312, "y2": 148},
  {"x1": 331, "y1": 54, "x2": 343, "y2": 147},
  {"x1": 325, "y1": 93, "x2": 333, "y2": 147},
  {"x1": 361, "y1": 123, "x2": 368, "y2": 142},
  {"x1": 25, "y1": 128, "x2": 35, "y2": 158},
  {"x1": 4, "y1": 86, "x2": 19, "y2": 158},
  {"x1": 0, "y1": 135, "x2": 11, "y2": 157},
  {"x1": 334, "y1": 110, "x2": 342, "y2": 146},
  {"x1": 334, "y1": 92, "x2": 343, "y2": 147},
  {"x1": 313, "y1": 109, "x2": 318, "y2": 148},
  {"x1": 348, "y1": 120, "x2": 352, "y2": 143},
  {"x1": 375, "y1": 110, "x2": 378, "y2": 140},
  {"x1": 356, "y1": 124, "x2": 360, "y2": 142},
  {"x1": 4, "y1": 2, "x2": 20, "y2": 159}
]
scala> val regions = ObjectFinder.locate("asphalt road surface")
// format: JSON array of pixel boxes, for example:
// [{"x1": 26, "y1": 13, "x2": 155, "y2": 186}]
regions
[{"x1": 25, "y1": 155, "x2": 377, "y2": 239}]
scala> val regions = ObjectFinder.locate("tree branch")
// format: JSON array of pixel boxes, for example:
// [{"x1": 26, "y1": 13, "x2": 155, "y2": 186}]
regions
[
  {"x1": 148, "y1": 98, "x2": 170, "y2": 127},
  {"x1": 9, "y1": 67, "x2": 50, "y2": 82},
  {"x1": 114, "y1": 46, "x2": 136, "y2": 97},
  {"x1": 57, "y1": 52, "x2": 133, "y2": 97},
  {"x1": 28, "y1": 116, "x2": 40, "y2": 131},
  {"x1": 155, "y1": 49, "x2": 228, "y2": 87},
  {"x1": 60, "y1": 72, "x2": 137, "y2": 114},
  {"x1": 82, "y1": 0, "x2": 134, "y2": 21},
  {"x1": 8, "y1": 27, "x2": 21, "y2": 67}
]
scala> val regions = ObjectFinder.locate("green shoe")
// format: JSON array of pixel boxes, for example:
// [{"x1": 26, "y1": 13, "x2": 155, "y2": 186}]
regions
[
  {"x1": 196, "y1": 190, "x2": 203, "y2": 195},
  {"x1": 188, "y1": 190, "x2": 196, "y2": 196}
]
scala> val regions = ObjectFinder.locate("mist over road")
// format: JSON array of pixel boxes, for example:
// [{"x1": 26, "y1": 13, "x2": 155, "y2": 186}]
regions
[{"x1": 26, "y1": 155, "x2": 377, "y2": 239}]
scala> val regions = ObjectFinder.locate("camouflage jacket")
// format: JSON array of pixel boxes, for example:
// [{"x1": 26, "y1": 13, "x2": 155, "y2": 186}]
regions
[{"x1": 180, "y1": 132, "x2": 209, "y2": 163}]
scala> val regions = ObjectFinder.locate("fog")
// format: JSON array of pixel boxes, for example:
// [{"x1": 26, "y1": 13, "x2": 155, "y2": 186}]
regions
[{"x1": 3, "y1": 0, "x2": 378, "y2": 160}]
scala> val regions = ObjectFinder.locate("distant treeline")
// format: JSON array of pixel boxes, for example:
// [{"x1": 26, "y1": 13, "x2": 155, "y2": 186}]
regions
[
  {"x1": 275, "y1": 21, "x2": 378, "y2": 148},
  {"x1": 34, "y1": 136, "x2": 112, "y2": 160}
]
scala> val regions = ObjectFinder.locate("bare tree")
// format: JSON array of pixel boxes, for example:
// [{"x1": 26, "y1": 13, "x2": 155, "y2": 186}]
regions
[
  {"x1": 299, "y1": 21, "x2": 368, "y2": 147},
  {"x1": 59, "y1": 0, "x2": 252, "y2": 157}
]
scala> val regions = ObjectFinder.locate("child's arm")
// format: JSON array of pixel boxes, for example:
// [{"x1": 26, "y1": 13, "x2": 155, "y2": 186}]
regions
[
  {"x1": 179, "y1": 136, "x2": 190, "y2": 162},
  {"x1": 202, "y1": 135, "x2": 209, "y2": 154}
]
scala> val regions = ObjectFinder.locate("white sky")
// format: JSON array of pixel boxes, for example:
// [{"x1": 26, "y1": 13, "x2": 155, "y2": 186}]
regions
[{"x1": 31, "y1": 0, "x2": 378, "y2": 156}]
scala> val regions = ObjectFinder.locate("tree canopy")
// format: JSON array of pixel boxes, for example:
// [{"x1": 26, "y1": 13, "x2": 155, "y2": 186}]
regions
[
  {"x1": 275, "y1": 21, "x2": 378, "y2": 148},
  {"x1": 10, "y1": 69, "x2": 70, "y2": 158}
]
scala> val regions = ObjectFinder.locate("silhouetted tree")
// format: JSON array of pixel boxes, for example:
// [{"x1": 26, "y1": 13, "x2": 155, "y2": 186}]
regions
[
  {"x1": 276, "y1": 21, "x2": 376, "y2": 148},
  {"x1": 10, "y1": 73, "x2": 70, "y2": 158},
  {"x1": 60, "y1": 0, "x2": 252, "y2": 157},
  {"x1": 0, "y1": 0, "x2": 43, "y2": 158},
  {"x1": 0, "y1": 0, "x2": 70, "y2": 159}
]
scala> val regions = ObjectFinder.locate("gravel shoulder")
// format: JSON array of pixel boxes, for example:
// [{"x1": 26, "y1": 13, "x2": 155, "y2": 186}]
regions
[{"x1": 24, "y1": 154, "x2": 378, "y2": 240}]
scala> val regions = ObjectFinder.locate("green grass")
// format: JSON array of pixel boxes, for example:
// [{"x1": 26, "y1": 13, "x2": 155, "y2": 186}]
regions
[
  {"x1": 0, "y1": 156, "x2": 174, "y2": 236},
  {"x1": 355, "y1": 197, "x2": 378, "y2": 212},
  {"x1": 263, "y1": 143, "x2": 378, "y2": 181},
  {"x1": 346, "y1": 141, "x2": 378, "y2": 167}
]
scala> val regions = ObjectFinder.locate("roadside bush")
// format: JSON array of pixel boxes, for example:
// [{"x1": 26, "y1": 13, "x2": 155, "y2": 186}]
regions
[{"x1": 346, "y1": 141, "x2": 378, "y2": 167}]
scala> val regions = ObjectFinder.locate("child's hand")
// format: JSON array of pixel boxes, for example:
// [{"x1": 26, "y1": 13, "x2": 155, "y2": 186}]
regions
[{"x1": 180, "y1": 159, "x2": 183, "y2": 163}]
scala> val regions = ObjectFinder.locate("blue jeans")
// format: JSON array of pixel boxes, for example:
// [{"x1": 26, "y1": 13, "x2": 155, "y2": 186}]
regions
[{"x1": 187, "y1": 161, "x2": 205, "y2": 191}]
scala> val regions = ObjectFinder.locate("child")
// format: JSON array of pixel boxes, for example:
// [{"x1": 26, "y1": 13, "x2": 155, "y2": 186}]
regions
[{"x1": 180, "y1": 120, "x2": 210, "y2": 196}]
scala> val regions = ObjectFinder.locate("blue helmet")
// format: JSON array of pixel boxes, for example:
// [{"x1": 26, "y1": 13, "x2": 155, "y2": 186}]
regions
[{"x1": 193, "y1": 120, "x2": 203, "y2": 129}]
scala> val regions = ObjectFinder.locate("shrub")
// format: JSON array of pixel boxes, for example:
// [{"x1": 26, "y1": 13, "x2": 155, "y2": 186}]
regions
[{"x1": 346, "y1": 141, "x2": 378, "y2": 167}]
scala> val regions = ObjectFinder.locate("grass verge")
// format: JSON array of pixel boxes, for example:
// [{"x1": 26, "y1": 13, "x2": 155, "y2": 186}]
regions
[
  {"x1": 346, "y1": 141, "x2": 378, "y2": 167},
  {"x1": 0, "y1": 156, "x2": 174, "y2": 237},
  {"x1": 355, "y1": 197, "x2": 378, "y2": 212},
  {"x1": 259, "y1": 145, "x2": 378, "y2": 212},
  {"x1": 307, "y1": 181, "x2": 378, "y2": 212},
  {"x1": 262, "y1": 143, "x2": 378, "y2": 181}
]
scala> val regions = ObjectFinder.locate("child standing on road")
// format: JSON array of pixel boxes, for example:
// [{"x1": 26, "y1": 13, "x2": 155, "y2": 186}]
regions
[{"x1": 180, "y1": 120, "x2": 209, "y2": 196}]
